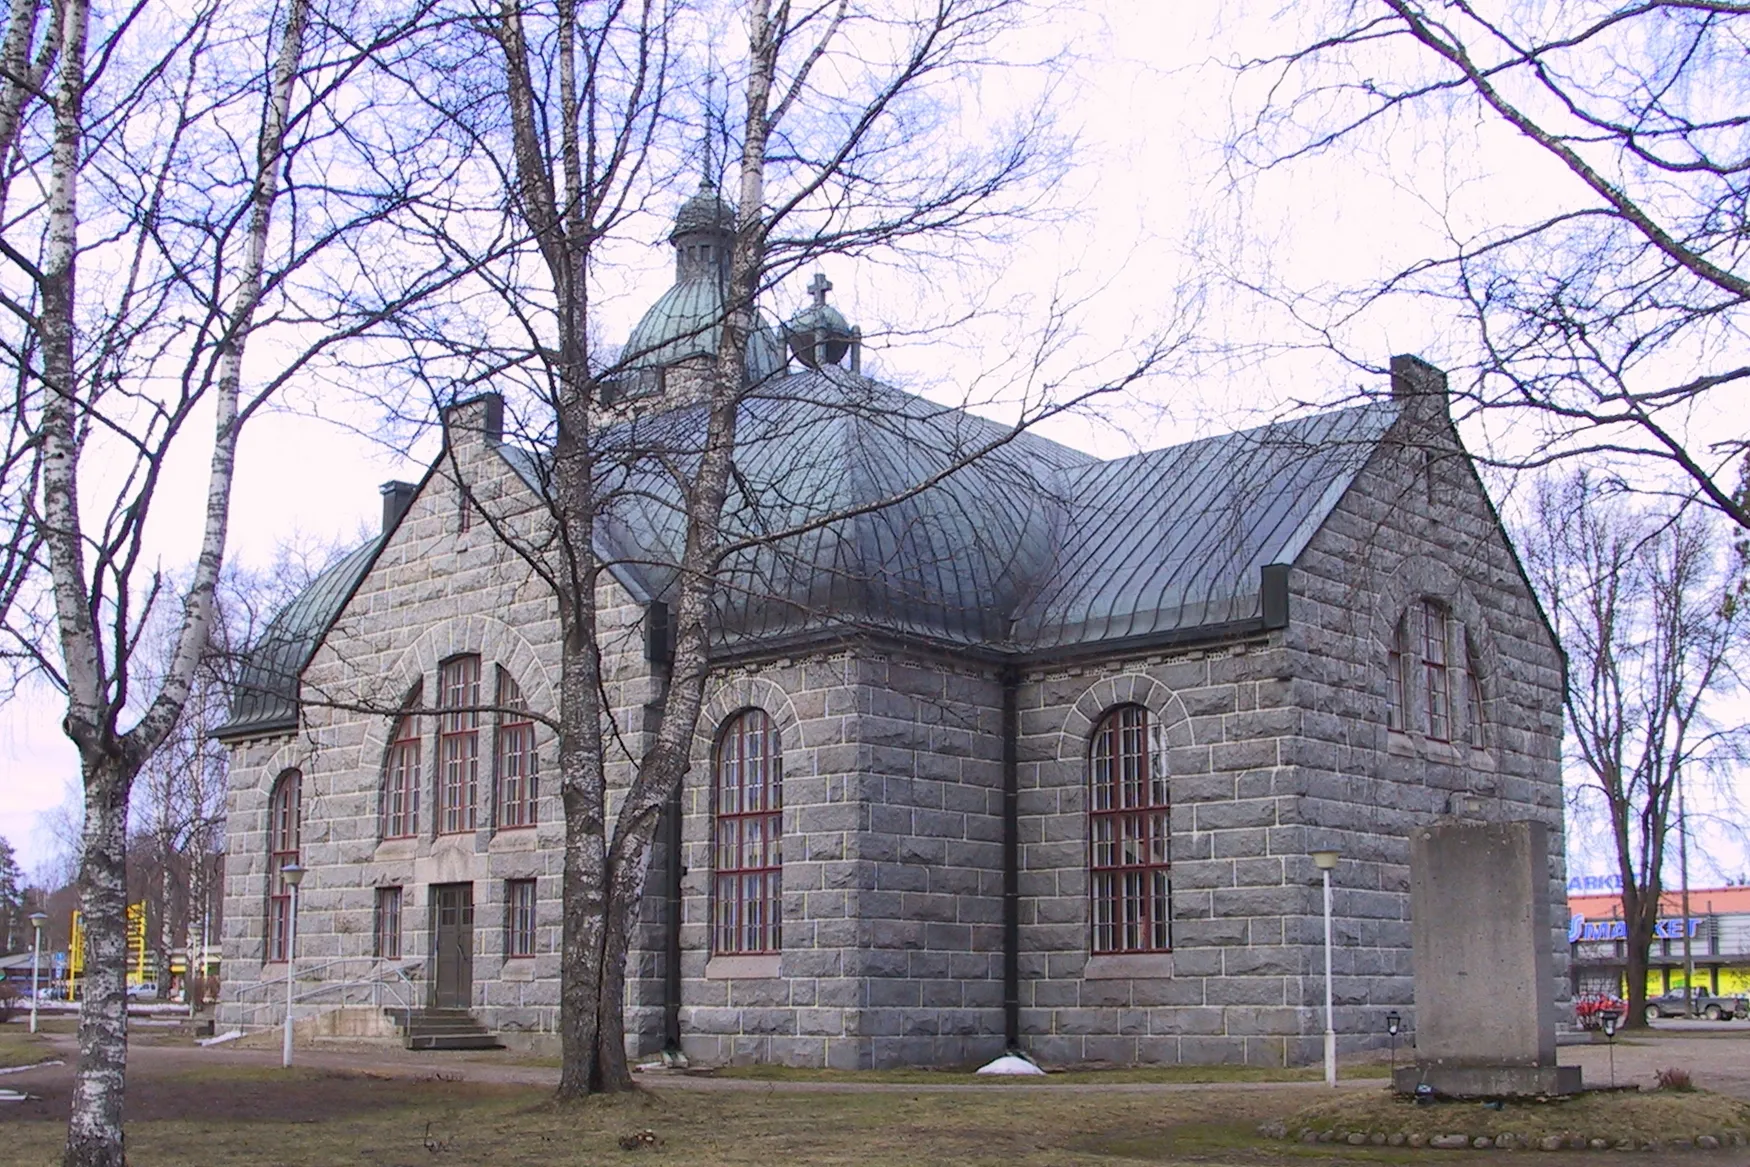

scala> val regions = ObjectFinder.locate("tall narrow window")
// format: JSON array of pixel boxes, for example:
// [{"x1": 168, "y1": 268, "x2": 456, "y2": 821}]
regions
[
  {"x1": 374, "y1": 886, "x2": 402, "y2": 959},
  {"x1": 1386, "y1": 615, "x2": 1407, "y2": 732},
  {"x1": 439, "y1": 655, "x2": 481, "y2": 834},
  {"x1": 1465, "y1": 639, "x2": 1485, "y2": 749},
  {"x1": 383, "y1": 695, "x2": 422, "y2": 839},
  {"x1": 266, "y1": 771, "x2": 301, "y2": 963},
  {"x1": 713, "y1": 709, "x2": 782, "y2": 955},
  {"x1": 505, "y1": 879, "x2": 537, "y2": 958},
  {"x1": 496, "y1": 669, "x2": 537, "y2": 829},
  {"x1": 1090, "y1": 705, "x2": 1171, "y2": 955},
  {"x1": 1422, "y1": 600, "x2": 1450, "y2": 741}
]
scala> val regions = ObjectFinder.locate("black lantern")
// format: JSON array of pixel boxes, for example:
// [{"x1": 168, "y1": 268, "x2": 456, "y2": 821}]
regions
[{"x1": 1386, "y1": 1011, "x2": 1401, "y2": 1037}]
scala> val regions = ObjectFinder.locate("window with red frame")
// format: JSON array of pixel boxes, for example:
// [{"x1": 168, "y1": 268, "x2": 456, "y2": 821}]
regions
[
  {"x1": 713, "y1": 709, "x2": 782, "y2": 955},
  {"x1": 382, "y1": 699, "x2": 421, "y2": 839},
  {"x1": 439, "y1": 656, "x2": 480, "y2": 834},
  {"x1": 505, "y1": 879, "x2": 537, "y2": 958},
  {"x1": 374, "y1": 886, "x2": 402, "y2": 959},
  {"x1": 1421, "y1": 600, "x2": 1451, "y2": 741},
  {"x1": 496, "y1": 669, "x2": 537, "y2": 829},
  {"x1": 266, "y1": 771, "x2": 301, "y2": 962},
  {"x1": 1465, "y1": 639, "x2": 1486, "y2": 749},
  {"x1": 1089, "y1": 705, "x2": 1171, "y2": 955},
  {"x1": 1386, "y1": 615, "x2": 1407, "y2": 731}
]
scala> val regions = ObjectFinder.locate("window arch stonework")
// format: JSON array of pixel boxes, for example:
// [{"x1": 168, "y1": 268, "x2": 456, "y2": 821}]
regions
[{"x1": 1380, "y1": 588, "x2": 1491, "y2": 754}]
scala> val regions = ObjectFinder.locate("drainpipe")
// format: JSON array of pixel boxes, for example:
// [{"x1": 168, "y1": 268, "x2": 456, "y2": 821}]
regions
[
  {"x1": 1002, "y1": 665, "x2": 1020, "y2": 1050},
  {"x1": 663, "y1": 776, "x2": 683, "y2": 1052}
]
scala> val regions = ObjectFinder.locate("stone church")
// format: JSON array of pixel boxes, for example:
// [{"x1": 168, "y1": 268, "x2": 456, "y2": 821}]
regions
[{"x1": 215, "y1": 182, "x2": 1570, "y2": 1069}]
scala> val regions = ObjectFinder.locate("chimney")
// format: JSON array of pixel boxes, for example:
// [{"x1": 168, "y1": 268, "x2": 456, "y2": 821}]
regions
[
  {"x1": 379, "y1": 480, "x2": 417, "y2": 534},
  {"x1": 1390, "y1": 353, "x2": 1448, "y2": 402},
  {"x1": 443, "y1": 392, "x2": 504, "y2": 447}
]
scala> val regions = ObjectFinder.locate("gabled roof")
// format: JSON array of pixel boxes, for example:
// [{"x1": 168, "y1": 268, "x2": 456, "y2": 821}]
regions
[
  {"x1": 1014, "y1": 402, "x2": 1397, "y2": 649},
  {"x1": 216, "y1": 537, "x2": 382, "y2": 741},
  {"x1": 223, "y1": 374, "x2": 1411, "y2": 738}
]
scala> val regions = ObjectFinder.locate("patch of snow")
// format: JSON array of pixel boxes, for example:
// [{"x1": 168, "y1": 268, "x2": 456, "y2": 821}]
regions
[
  {"x1": 198, "y1": 1029, "x2": 244, "y2": 1047},
  {"x1": 975, "y1": 1054, "x2": 1045, "y2": 1076},
  {"x1": 0, "y1": 1060, "x2": 63, "y2": 1076}
]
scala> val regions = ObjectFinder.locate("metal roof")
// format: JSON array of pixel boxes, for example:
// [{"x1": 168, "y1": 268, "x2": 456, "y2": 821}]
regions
[
  {"x1": 1014, "y1": 402, "x2": 1397, "y2": 649},
  {"x1": 621, "y1": 278, "x2": 787, "y2": 384},
  {"x1": 224, "y1": 377, "x2": 1403, "y2": 739},
  {"x1": 216, "y1": 537, "x2": 383, "y2": 740}
]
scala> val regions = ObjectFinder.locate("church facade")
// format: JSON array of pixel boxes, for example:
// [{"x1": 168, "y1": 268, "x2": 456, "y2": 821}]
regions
[{"x1": 215, "y1": 188, "x2": 1570, "y2": 1069}]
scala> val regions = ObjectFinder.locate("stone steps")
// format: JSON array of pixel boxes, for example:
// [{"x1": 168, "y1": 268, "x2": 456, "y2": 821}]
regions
[{"x1": 389, "y1": 1008, "x2": 504, "y2": 1051}]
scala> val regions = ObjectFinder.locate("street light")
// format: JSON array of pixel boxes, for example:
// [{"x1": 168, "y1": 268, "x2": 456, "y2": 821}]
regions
[
  {"x1": 27, "y1": 911, "x2": 48, "y2": 1034},
  {"x1": 1311, "y1": 849, "x2": 1342, "y2": 1087},
  {"x1": 1386, "y1": 1010, "x2": 1402, "y2": 1074},
  {"x1": 281, "y1": 864, "x2": 306, "y2": 1069}
]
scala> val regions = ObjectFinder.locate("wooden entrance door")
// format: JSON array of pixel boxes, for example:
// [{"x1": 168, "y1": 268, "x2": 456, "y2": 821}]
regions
[{"x1": 431, "y1": 883, "x2": 474, "y2": 1009}]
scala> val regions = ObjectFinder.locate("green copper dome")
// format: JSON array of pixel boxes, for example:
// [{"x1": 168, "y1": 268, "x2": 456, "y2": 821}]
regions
[
  {"x1": 619, "y1": 179, "x2": 787, "y2": 386},
  {"x1": 623, "y1": 281, "x2": 787, "y2": 383}
]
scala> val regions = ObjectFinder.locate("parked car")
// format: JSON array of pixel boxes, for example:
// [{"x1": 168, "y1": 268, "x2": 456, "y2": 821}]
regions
[
  {"x1": 125, "y1": 981, "x2": 157, "y2": 999},
  {"x1": 1644, "y1": 989, "x2": 1750, "y2": 1022}
]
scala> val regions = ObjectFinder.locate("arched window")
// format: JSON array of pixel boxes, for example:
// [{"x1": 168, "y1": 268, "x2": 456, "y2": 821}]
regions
[
  {"x1": 383, "y1": 691, "x2": 422, "y2": 839},
  {"x1": 267, "y1": 770, "x2": 301, "y2": 962},
  {"x1": 495, "y1": 668, "x2": 537, "y2": 829},
  {"x1": 438, "y1": 655, "x2": 480, "y2": 834},
  {"x1": 1089, "y1": 705, "x2": 1171, "y2": 955},
  {"x1": 713, "y1": 709, "x2": 782, "y2": 955},
  {"x1": 1419, "y1": 599, "x2": 1451, "y2": 741},
  {"x1": 1386, "y1": 615, "x2": 1408, "y2": 732},
  {"x1": 1465, "y1": 637, "x2": 1486, "y2": 749}
]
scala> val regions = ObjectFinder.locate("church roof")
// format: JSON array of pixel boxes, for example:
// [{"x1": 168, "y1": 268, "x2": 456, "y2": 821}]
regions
[
  {"x1": 221, "y1": 373, "x2": 1403, "y2": 737},
  {"x1": 217, "y1": 537, "x2": 384, "y2": 740},
  {"x1": 587, "y1": 370, "x2": 1397, "y2": 655}
]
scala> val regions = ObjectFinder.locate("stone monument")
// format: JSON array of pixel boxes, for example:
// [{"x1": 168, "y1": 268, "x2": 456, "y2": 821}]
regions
[{"x1": 1393, "y1": 819, "x2": 1582, "y2": 1097}]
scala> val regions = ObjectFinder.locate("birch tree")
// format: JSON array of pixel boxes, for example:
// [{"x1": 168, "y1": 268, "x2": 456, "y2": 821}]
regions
[
  {"x1": 359, "y1": 0, "x2": 1176, "y2": 1098},
  {"x1": 0, "y1": 0, "x2": 459, "y2": 1161},
  {"x1": 1522, "y1": 472, "x2": 1748, "y2": 1028}
]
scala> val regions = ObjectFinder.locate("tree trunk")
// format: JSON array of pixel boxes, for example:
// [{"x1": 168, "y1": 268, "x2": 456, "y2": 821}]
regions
[{"x1": 63, "y1": 758, "x2": 132, "y2": 1167}]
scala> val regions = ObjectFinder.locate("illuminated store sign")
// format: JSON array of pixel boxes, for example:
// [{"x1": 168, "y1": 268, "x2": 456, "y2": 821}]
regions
[{"x1": 1568, "y1": 914, "x2": 1702, "y2": 943}]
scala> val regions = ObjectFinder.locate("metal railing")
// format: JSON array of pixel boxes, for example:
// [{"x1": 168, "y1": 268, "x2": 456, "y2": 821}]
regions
[{"x1": 224, "y1": 956, "x2": 425, "y2": 1033}]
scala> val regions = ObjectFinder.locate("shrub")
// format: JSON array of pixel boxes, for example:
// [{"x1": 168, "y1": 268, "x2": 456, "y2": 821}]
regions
[
  {"x1": 0, "y1": 980, "x2": 18, "y2": 1023},
  {"x1": 1655, "y1": 1066, "x2": 1696, "y2": 1092}
]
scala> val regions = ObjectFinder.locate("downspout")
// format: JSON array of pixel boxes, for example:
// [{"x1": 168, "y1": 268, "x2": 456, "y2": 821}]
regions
[
  {"x1": 663, "y1": 776, "x2": 683, "y2": 1053},
  {"x1": 644, "y1": 600, "x2": 683, "y2": 1056},
  {"x1": 1002, "y1": 665, "x2": 1020, "y2": 1050}
]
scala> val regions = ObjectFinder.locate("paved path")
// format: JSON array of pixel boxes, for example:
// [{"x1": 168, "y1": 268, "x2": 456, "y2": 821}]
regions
[{"x1": 6, "y1": 1023, "x2": 1749, "y2": 1098}]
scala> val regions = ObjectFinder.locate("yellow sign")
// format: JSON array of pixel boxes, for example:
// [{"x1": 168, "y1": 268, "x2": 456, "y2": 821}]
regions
[
  {"x1": 69, "y1": 910, "x2": 83, "y2": 1002},
  {"x1": 127, "y1": 902, "x2": 147, "y2": 984}
]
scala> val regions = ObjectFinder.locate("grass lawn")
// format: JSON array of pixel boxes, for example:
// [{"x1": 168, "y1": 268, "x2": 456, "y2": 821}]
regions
[
  {"x1": 0, "y1": 1062, "x2": 1375, "y2": 1167},
  {"x1": 1280, "y1": 1085, "x2": 1750, "y2": 1148},
  {"x1": 0, "y1": 1022, "x2": 73, "y2": 1069}
]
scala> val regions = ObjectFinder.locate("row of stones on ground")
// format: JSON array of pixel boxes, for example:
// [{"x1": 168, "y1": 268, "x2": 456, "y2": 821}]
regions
[{"x1": 1263, "y1": 1124, "x2": 1747, "y2": 1152}]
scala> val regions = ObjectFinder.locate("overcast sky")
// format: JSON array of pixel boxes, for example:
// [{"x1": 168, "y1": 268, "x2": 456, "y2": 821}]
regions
[{"x1": 3, "y1": 1, "x2": 1745, "y2": 888}]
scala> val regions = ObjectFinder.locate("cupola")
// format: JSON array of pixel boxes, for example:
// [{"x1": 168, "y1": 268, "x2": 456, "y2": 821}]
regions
[{"x1": 785, "y1": 272, "x2": 861, "y2": 372}]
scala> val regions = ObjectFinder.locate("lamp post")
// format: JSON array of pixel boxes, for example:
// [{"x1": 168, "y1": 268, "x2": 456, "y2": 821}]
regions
[
  {"x1": 1311, "y1": 849, "x2": 1342, "y2": 1087},
  {"x1": 281, "y1": 864, "x2": 305, "y2": 1069},
  {"x1": 1386, "y1": 1010, "x2": 1401, "y2": 1075},
  {"x1": 27, "y1": 911, "x2": 48, "y2": 1034},
  {"x1": 1599, "y1": 1007, "x2": 1620, "y2": 1088}
]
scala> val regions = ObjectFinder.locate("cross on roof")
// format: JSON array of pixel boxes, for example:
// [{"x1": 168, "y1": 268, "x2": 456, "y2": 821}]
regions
[{"x1": 808, "y1": 271, "x2": 832, "y2": 307}]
